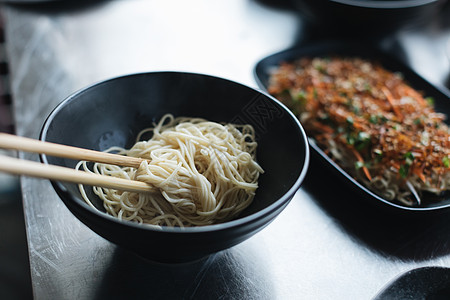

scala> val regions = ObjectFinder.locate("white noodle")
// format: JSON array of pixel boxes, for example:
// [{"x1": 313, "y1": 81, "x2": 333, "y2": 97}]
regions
[{"x1": 76, "y1": 114, "x2": 264, "y2": 228}]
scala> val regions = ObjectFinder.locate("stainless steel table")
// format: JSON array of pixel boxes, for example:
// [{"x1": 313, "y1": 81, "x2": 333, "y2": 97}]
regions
[{"x1": 3, "y1": 0, "x2": 450, "y2": 299}]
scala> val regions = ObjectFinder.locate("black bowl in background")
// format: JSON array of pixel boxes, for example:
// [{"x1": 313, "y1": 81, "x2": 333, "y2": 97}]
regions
[
  {"x1": 291, "y1": 0, "x2": 448, "y2": 38},
  {"x1": 40, "y1": 71, "x2": 310, "y2": 263},
  {"x1": 374, "y1": 267, "x2": 450, "y2": 299}
]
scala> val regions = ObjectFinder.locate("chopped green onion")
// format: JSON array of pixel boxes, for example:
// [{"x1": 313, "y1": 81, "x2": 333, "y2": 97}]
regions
[
  {"x1": 293, "y1": 90, "x2": 307, "y2": 102},
  {"x1": 358, "y1": 132, "x2": 370, "y2": 140},
  {"x1": 374, "y1": 149, "x2": 383, "y2": 162},
  {"x1": 443, "y1": 156, "x2": 450, "y2": 168},
  {"x1": 355, "y1": 132, "x2": 371, "y2": 150},
  {"x1": 346, "y1": 134, "x2": 355, "y2": 145},
  {"x1": 355, "y1": 161, "x2": 364, "y2": 169},
  {"x1": 313, "y1": 88, "x2": 318, "y2": 99},
  {"x1": 404, "y1": 151, "x2": 414, "y2": 165},
  {"x1": 313, "y1": 61, "x2": 327, "y2": 74},
  {"x1": 369, "y1": 115, "x2": 378, "y2": 124},
  {"x1": 399, "y1": 164, "x2": 409, "y2": 178},
  {"x1": 346, "y1": 117, "x2": 354, "y2": 126}
]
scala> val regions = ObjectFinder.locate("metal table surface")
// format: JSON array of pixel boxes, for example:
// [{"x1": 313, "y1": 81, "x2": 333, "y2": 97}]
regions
[{"x1": 2, "y1": 0, "x2": 450, "y2": 299}]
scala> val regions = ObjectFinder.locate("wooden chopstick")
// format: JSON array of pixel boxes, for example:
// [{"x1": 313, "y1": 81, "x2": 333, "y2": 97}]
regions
[
  {"x1": 0, "y1": 154, "x2": 153, "y2": 193},
  {"x1": 0, "y1": 133, "x2": 144, "y2": 168}
]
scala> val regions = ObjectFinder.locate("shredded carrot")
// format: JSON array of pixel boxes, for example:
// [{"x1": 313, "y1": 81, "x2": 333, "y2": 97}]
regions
[
  {"x1": 311, "y1": 121, "x2": 334, "y2": 134},
  {"x1": 350, "y1": 147, "x2": 372, "y2": 181},
  {"x1": 398, "y1": 85, "x2": 427, "y2": 107},
  {"x1": 412, "y1": 167, "x2": 427, "y2": 183},
  {"x1": 381, "y1": 87, "x2": 403, "y2": 121}
]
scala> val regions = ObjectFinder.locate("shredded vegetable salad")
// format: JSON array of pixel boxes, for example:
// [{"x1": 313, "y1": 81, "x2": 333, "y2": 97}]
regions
[{"x1": 268, "y1": 56, "x2": 450, "y2": 206}]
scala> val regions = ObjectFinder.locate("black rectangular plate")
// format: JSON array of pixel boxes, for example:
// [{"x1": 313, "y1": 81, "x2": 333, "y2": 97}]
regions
[{"x1": 254, "y1": 40, "x2": 450, "y2": 213}]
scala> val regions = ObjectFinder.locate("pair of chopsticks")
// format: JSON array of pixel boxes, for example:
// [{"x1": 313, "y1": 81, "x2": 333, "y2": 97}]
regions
[{"x1": 0, "y1": 133, "x2": 153, "y2": 193}]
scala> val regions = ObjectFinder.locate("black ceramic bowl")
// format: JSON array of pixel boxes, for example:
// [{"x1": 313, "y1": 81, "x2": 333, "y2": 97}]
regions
[
  {"x1": 291, "y1": 0, "x2": 447, "y2": 37},
  {"x1": 40, "y1": 71, "x2": 309, "y2": 263}
]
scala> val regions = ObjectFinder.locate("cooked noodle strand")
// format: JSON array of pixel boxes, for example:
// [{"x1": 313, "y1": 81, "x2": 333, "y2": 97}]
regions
[{"x1": 76, "y1": 114, "x2": 263, "y2": 227}]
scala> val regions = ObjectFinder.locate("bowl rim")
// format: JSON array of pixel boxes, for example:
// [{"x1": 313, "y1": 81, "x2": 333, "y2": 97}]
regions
[
  {"x1": 330, "y1": 0, "x2": 442, "y2": 9},
  {"x1": 40, "y1": 70, "x2": 310, "y2": 233}
]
